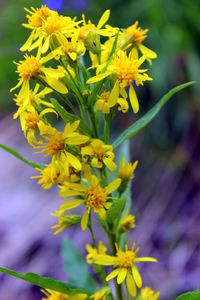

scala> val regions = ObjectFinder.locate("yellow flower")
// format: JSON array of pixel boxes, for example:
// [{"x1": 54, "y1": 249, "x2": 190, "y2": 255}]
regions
[
  {"x1": 81, "y1": 139, "x2": 116, "y2": 172},
  {"x1": 118, "y1": 21, "x2": 157, "y2": 64},
  {"x1": 139, "y1": 287, "x2": 160, "y2": 300},
  {"x1": 32, "y1": 160, "x2": 73, "y2": 189},
  {"x1": 96, "y1": 86, "x2": 128, "y2": 114},
  {"x1": 13, "y1": 84, "x2": 53, "y2": 119},
  {"x1": 28, "y1": 14, "x2": 77, "y2": 54},
  {"x1": 20, "y1": 6, "x2": 52, "y2": 52},
  {"x1": 51, "y1": 211, "x2": 81, "y2": 235},
  {"x1": 94, "y1": 243, "x2": 157, "y2": 297},
  {"x1": 76, "y1": 10, "x2": 117, "y2": 55},
  {"x1": 41, "y1": 289, "x2": 87, "y2": 300},
  {"x1": 36, "y1": 120, "x2": 89, "y2": 172},
  {"x1": 87, "y1": 49, "x2": 152, "y2": 113},
  {"x1": 19, "y1": 106, "x2": 56, "y2": 145},
  {"x1": 10, "y1": 49, "x2": 68, "y2": 109},
  {"x1": 90, "y1": 287, "x2": 111, "y2": 300},
  {"x1": 86, "y1": 240, "x2": 107, "y2": 264},
  {"x1": 58, "y1": 171, "x2": 121, "y2": 231},
  {"x1": 120, "y1": 210, "x2": 136, "y2": 231},
  {"x1": 118, "y1": 157, "x2": 138, "y2": 181}
]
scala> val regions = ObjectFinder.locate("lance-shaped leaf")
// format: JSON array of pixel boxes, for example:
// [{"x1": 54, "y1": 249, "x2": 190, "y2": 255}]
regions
[
  {"x1": 176, "y1": 290, "x2": 200, "y2": 300},
  {"x1": 0, "y1": 267, "x2": 90, "y2": 295},
  {"x1": 112, "y1": 81, "x2": 195, "y2": 149},
  {"x1": 0, "y1": 144, "x2": 43, "y2": 169}
]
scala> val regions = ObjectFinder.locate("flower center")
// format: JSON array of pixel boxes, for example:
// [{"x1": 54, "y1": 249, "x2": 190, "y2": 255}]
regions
[
  {"x1": 18, "y1": 55, "x2": 40, "y2": 81},
  {"x1": 47, "y1": 132, "x2": 65, "y2": 156},
  {"x1": 25, "y1": 113, "x2": 40, "y2": 130},
  {"x1": 126, "y1": 27, "x2": 147, "y2": 45},
  {"x1": 101, "y1": 90, "x2": 110, "y2": 103},
  {"x1": 113, "y1": 53, "x2": 138, "y2": 86},
  {"x1": 117, "y1": 250, "x2": 136, "y2": 268},
  {"x1": 85, "y1": 186, "x2": 107, "y2": 210},
  {"x1": 43, "y1": 16, "x2": 61, "y2": 35}
]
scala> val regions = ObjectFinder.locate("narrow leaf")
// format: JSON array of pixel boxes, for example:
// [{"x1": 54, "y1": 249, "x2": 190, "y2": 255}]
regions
[
  {"x1": 0, "y1": 267, "x2": 90, "y2": 295},
  {"x1": 176, "y1": 290, "x2": 200, "y2": 300},
  {"x1": 112, "y1": 81, "x2": 195, "y2": 149},
  {"x1": 107, "y1": 198, "x2": 126, "y2": 223},
  {"x1": 61, "y1": 238, "x2": 97, "y2": 293},
  {"x1": 0, "y1": 144, "x2": 43, "y2": 169}
]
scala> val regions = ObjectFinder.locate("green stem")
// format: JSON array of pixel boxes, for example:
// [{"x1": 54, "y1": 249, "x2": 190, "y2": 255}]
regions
[
  {"x1": 103, "y1": 117, "x2": 110, "y2": 144},
  {"x1": 88, "y1": 214, "x2": 97, "y2": 249}
]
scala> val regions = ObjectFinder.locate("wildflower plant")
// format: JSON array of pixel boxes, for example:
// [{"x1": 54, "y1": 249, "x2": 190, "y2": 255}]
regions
[{"x1": 0, "y1": 5, "x2": 195, "y2": 300}]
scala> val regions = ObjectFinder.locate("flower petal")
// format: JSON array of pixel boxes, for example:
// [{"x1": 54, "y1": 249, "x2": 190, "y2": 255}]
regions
[
  {"x1": 106, "y1": 268, "x2": 120, "y2": 281},
  {"x1": 126, "y1": 271, "x2": 136, "y2": 297},
  {"x1": 81, "y1": 210, "x2": 89, "y2": 231},
  {"x1": 105, "y1": 178, "x2": 121, "y2": 194},
  {"x1": 129, "y1": 84, "x2": 139, "y2": 114},
  {"x1": 117, "y1": 268, "x2": 127, "y2": 284},
  {"x1": 108, "y1": 81, "x2": 119, "y2": 107},
  {"x1": 97, "y1": 9, "x2": 110, "y2": 29},
  {"x1": 132, "y1": 265, "x2": 142, "y2": 288}
]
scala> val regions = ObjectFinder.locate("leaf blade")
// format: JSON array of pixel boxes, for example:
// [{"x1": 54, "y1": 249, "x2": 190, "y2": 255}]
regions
[
  {"x1": 112, "y1": 81, "x2": 195, "y2": 149},
  {"x1": 0, "y1": 267, "x2": 90, "y2": 295},
  {"x1": 176, "y1": 290, "x2": 200, "y2": 300},
  {"x1": 0, "y1": 144, "x2": 43, "y2": 169}
]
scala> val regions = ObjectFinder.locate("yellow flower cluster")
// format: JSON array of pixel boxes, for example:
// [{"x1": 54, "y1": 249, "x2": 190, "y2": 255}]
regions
[{"x1": 11, "y1": 6, "x2": 158, "y2": 299}]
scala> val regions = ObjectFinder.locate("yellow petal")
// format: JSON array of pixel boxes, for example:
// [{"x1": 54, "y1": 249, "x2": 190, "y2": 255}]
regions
[
  {"x1": 106, "y1": 268, "x2": 120, "y2": 281},
  {"x1": 60, "y1": 199, "x2": 84, "y2": 211},
  {"x1": 44, "y1": 76, "x2": 68, "y2": 94},
  {"x1": 131, "y1": 265, "x2": 142, "y2": 288},
  {"x1": 20, "y1": 31, "x2": 35, "y2": 51},
  {"x1": 139, "y1": 44, "x2": 157, "y2": 59},
  {"x1": 41, "y1": 36, "x2": 50, "y2": 53},
  {"x1": 117, "y1": 268, "x2": 127, "y2": 284},
  {"x1": 134, "y1": 257, "x2": 158, "y2": 263},
  {"x1": 105, "y1": 178, "x2": 121, "y2": 194},
  {"x1": 97, "y1": 10, "x2": 110, "y2": 29},
  {"x1": 81, "y1": 146, "x2": 93, "y2": 156},
  {"x1": 66, "y1": 152, "x2": 82, "y2": 170},
  {"x1": 94, "y1": 255, "x2": 117, "y2": 266},
  {"x1": 66, "y1": 134, "x2": 89, "y2": 145},
  {"x1": 87, "y1": 71, "x2": 111, "y2": 84},
  {"x1": 129, "y1": 85, "x2": 139, "y2": 114},
  {"x1": 126, "y1": 271, "x2": 136, "y2": 297},
  {"x1": 103, "y1": 157, "x2": 117, "y2": 172},
  {"x1": 81, "y1": 210, "x2": 89, "y2": 231},
  {"x1": 108, "y1": 81, "x2": 119, "y2": 107}
]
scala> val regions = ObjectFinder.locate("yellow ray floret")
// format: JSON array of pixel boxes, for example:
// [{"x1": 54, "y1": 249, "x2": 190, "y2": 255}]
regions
[
  {"x1": 81, "y1": 139, "x2": 116, "y2": 172},
  {"x1": 58, "y1": 171, "x2": 121, "y2": 231},
  {"x1": 94, "y1": 243, "x2": 157, "y2": 297}
]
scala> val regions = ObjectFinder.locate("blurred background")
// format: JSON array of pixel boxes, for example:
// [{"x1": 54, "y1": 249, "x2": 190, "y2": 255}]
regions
[{"x1": 0, "y1": 0, "x2": 199, "y2": 299}]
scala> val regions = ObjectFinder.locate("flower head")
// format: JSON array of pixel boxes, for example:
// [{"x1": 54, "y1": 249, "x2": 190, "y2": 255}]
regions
[
  {"x1": 94, "y1": 243, "x2": 157, "y2": 297},
  {"x1": 58, "y1": 171, "x2": 121, "y2": 230},
  {"x1": 118, "y1": 157, "x2": 138, "y2": 181},
  {"x1": 120, "y1": 210, "x2": 136, "y2": 231},
  {"x1": 81, "y1": 139, "x2": 116, "y2": 172},
  {"x1": 90, "y1": 287, "x2": 111, "y2": 300},
  {"x1": 51, "y1": 211, "x2": 81, "y2": 235},
  {"x1": 139, "y1": 287, "x2": 160, "y2": 300},
  {"x1": 87, "y1": 50, "x2": 152, "y2": 113}
]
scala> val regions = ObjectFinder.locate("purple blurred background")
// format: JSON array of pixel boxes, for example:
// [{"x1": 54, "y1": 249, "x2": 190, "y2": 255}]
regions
[{"x1": 0, "y1": 0, "x2": 199, "y2": 299}]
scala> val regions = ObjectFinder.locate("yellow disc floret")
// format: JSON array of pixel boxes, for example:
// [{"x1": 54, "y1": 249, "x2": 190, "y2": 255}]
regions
[
  {"x1": 85, "y1": 185, "x2": 107, "y2": 210},
  {"x1": 47, "y1": 131, "x2": 65, "y2": 156},
  {"x1": 17, "y1": 55, "x2": 40, "y2": 81}
]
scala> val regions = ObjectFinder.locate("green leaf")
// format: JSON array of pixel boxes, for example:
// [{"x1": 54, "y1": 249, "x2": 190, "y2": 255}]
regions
[
  {"x1": 107, "y1": 198, "x2": 126, "y2": 223},
  {"x1": 112, "y1": 81, "x2": 196, "y2": 149},
  {"x1": 0, "y1": 267, "x2": 90, "y2": 295},
  {"x1": 176, "y1": 290, "x2": 200, "y2": 300},
  {"x1": 0, "y1": 144, "x2": 43, "y2": 169},
  {"x1": 51, "y1": 99, "x2": 92, "y2": 136},
  {"x1": 61, "y1": 238, "x2": 98, "y2": 293}
]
